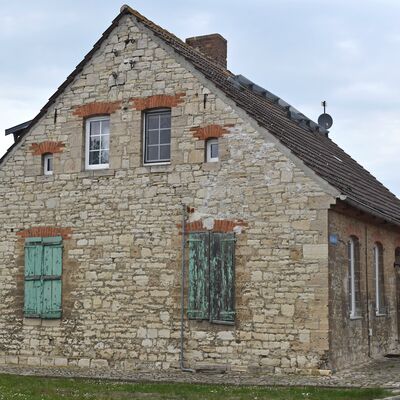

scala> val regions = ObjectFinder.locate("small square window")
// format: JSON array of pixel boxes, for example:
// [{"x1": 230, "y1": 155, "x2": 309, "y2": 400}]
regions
[
  {"x1": 206, "y1": 138, "x2": 219, "y2": 162},
  {"x1": 43, "y1": 154, "x2": 53, "y2": 175}
]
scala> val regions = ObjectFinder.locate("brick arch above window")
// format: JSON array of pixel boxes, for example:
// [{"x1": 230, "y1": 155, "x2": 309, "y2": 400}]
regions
[
  {"x1": 181, "y1": 219, "x2": 247, "y2": 233},
  {"x1": 17, "y1": 226, "x2": 72, "y2": 240},
  {"x1": 190, "y1": 124, "x2": 234, "y2": 140},
  {"x1": 73, "y1": 101, "x2": 121, "y2": 118},
  {"x1": 30, "y1": 141, "x2": 65, "y2": 156},
  {"x1": 131, "y1": 93, "x2": 185, "y2": 110}
]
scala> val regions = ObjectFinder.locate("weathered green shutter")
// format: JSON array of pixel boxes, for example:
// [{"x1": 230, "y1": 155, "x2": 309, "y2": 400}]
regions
[
  {"x1": 188, "y1": 232, "x2": 209, "y2": 319},
  {"x1": 24, "y1": 236, "x2": 62, "y2": 319},
  {"x1": 24, "y1": 238, "x2": 43, "y2": 318},
  {"x1": 210, "y1": 233, "x2": 235, "y2": 323},
  {"x1": 42, "y1": 237, "x2": 62, "y2": 319}
]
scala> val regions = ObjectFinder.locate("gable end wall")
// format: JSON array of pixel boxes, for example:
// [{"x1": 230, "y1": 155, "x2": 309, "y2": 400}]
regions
[{"x1": 0, "y1": 14, "x2": 335, "y2": 374}]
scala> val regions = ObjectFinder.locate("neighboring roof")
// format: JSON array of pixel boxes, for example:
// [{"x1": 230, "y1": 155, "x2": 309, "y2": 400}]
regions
[
  {"x1": 5, "y1": 120, "x2": 32, "y2": 137},
  {"x1": 2, "y1": 5, "x2": 400, "y2": 227}
]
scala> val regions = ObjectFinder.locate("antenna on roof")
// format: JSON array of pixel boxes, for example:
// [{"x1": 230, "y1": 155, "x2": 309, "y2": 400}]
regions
[{"x1": 318, "y1": 101, "x2": 333, "y2": 130}]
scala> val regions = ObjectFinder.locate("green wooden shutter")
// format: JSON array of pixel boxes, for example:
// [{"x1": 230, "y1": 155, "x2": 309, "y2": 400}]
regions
[
  {"x1": 210, "y1": 232, "x2": 235, "y2": 323},
  {"x1": 24, "y1": 238, "x2": 43, "y2": 318},
  {"x1": 187, "y1": 232, "x2": 209, "y2": 320},
  {"x1": 42, "y1": 237, "x2": 62, "y2": 319}
]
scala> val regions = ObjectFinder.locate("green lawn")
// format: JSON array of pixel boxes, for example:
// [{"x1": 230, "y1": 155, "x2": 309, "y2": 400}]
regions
[{"x1": 0, "y1": 374, "x2": 392, "y2": 400}]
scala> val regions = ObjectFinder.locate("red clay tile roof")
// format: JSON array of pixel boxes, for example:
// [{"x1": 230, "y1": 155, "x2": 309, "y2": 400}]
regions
[{"x1": 2, "y1": 5, "x2": 400, "y2": 227}]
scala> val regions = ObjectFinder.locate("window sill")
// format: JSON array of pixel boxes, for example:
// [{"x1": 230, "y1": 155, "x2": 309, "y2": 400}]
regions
[
  {"x1": 143, "y1": 161, "x2": 171, "y2": 166},
  {"x1": 349, "y1": 316, "x2": 362, "y2": 320},
  {"x1": 85, "y1": 164, "x2": 110, "y2": 170},
  {"x1": 375, "y1": 313, "x2": 386, "y2": 317}
]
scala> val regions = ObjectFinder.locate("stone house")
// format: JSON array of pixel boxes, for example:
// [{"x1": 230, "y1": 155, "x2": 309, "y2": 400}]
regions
[{"x1": 1, "y1": 5, "x2": 400, "y2": 374}]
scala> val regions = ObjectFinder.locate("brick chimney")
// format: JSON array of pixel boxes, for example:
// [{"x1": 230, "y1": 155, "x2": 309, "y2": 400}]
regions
[{"x1": 186, "y1": 34, "x2": 227, "y2": 68}]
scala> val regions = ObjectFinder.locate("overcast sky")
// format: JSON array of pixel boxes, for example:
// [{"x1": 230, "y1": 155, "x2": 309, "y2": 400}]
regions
[{"x1": 1, "y1": 0, "x2": 400, "y2": 196}]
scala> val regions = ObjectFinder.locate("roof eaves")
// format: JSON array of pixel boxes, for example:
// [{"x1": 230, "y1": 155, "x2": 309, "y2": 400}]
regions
[
  {"x1": 5, "y1": 120, "x2": 32, "y2": 136},
  {"x1": 344, "y1": 197, "x2": 400, "y2": 229}
]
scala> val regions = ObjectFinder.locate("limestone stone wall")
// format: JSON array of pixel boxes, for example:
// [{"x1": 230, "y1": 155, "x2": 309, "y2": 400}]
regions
[
  {"x1": 0, "y1": 14, "x2": 335, "y2": 373},
  {"x1": 328, "y1": 208, "x2": 400, "y2": 370}
]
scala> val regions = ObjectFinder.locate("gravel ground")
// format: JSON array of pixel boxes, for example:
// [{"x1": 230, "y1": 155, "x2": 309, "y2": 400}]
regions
[{"x1": 0, "y1": 357, "x2": 400, "y2": 389}]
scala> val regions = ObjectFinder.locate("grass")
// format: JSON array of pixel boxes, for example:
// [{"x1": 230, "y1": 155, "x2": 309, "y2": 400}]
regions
[{"x1": 0, "y1": 374, "x2": 392, "y2": 400}]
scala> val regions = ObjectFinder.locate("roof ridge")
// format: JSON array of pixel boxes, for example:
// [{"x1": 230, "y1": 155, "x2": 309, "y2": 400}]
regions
[{"x1": 122, "y1": 5, "x2": 233, "y2": 75}]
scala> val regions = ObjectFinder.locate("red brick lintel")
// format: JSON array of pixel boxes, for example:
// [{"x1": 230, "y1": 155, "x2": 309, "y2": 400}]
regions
[
  {"x1": 30, "y1": 141, "x2": 65, "y2": 156},
  {"x1": 131, "y1": 93, "x2": 185, "y2": 111},
  {"x1": 190, "y1": 124, "x2": 234, "y2": 140},
  {"x1": 72, "y1": 93, "x2": 186, "y2": 117},
  {"x1": 178, "y1": 219, "x2": 247, "y2": 233},
  {"x1": 73, "y1": 101, "x2": 122, "y2": 118},
  {"x1": 17, "y1": 227, "x2": 72, "y2": 240}
]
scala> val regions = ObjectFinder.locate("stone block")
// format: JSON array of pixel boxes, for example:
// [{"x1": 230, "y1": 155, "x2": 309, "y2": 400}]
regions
[{"x1": 303, "y1": 244, "x2": 328, "y2": 260}]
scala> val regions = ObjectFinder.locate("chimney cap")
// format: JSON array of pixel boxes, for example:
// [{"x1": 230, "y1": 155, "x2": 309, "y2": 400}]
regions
[{"x1": 186, "y1": 33, "x2": 227, "y2": 43}]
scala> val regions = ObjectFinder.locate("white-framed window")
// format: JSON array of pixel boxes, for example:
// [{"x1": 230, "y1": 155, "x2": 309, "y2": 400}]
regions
[
  {"x1": 206, "y1": 138, "x2": 219, "y2": 162},
  {"x1": 43, "y1": 153, "x2": 53, "y2": 175},
  {"x1": 374, "y1": 243, "x2": 385, "y2": 315},
  {"x1": 348, "y1": 236, "x2": 361, "y2": 318},
  {"x1": 143, "y1": 109, "x2": 171, "y2": 164},
  {"x1": 85, "y1": 116, "x2": 110, "y2": 170}
]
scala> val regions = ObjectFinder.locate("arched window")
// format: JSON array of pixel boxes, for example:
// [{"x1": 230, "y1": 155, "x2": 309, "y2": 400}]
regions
[
  {"x1": 374, "y1": 242, "x2": 385, "y2": 315},
  {"x1": 348, "y1": 236, "x2": 361, "y2": 318}
]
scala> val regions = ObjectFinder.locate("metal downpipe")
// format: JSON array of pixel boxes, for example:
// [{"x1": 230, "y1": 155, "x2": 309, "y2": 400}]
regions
[{"x1": 180, "y1": 204, "x2": 194, "y2": 373}]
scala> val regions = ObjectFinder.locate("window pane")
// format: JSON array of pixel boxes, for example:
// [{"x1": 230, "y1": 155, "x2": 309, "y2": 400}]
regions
[
  {"x1": 147, "y1": 146, "x2": 159, "y2": 162},
  {"x1": 160, "y1": 114, "x2": 171, "y2": 129},
  {"x1": 90, "y1": 136, "x2": 100, "y2": 151},
  {"x1": 89, "y1": 151, "x2": 100, "y2": 165},
  {"x1": 47, "y1": 156, "x2": 53, "y2": 171},
  {"x1": 100, "y1": 150, "x2": 109, "y2": 164},
  {"x1": 147, "y1": 131, "x2": 159, "y2": 145},
  {"x1": 101, "y1": 119, "x2": 110, "y2": 135},
  {"x1": 147, "y1": 114, "x2": 159, "y2": 130},
  {"x1": 160, "y1": 129, "x2": 170, "y2": 145},
  {"x1": 210, "y1": 143, "x2": 218, "y2": 159},
  {"x1": 101, "y1": 134, "x2": 109, "y2": 150},
  {"x1": 90, "y1": 121, "x2": 101, "y2": 135},
  {"x1": 159, "y1": 144, "x2": 170, "y2": 161}
]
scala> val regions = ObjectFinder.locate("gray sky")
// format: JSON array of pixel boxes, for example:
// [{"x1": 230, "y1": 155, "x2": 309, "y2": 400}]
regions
[{"x1": 1, "y1": 1, "x2": 400, "y2": 196}]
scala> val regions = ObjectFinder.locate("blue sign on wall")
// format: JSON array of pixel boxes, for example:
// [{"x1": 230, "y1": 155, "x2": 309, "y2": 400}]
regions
[{"x1": 329, "y1": 234, "x2": 338, "y2": 245}]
